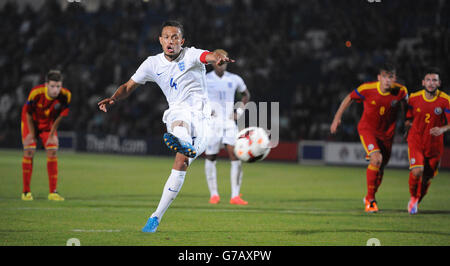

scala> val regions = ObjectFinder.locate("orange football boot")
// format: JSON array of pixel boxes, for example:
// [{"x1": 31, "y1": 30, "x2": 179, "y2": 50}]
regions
[
  {"x1": 364, "y1": 196, "x2": 379, "y2": 213},
  {"x1": 230, "y1": 194, "x2": 248, "y2": 205},
  {"x1": 209, "y1": 195, "x2": 220, "y2": 204}
]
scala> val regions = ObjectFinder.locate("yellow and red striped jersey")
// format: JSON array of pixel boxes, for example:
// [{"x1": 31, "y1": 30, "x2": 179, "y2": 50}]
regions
[
  {"x1": 407, "y1": 89, "x2": 450, "y2": 154},
  {"x1": 350, "y1": 81, "x2": 408, "y2": 140}
]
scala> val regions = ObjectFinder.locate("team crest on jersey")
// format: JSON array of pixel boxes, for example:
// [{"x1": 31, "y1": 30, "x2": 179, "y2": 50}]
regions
[
  {"x1": 434, "y1": 107, "x2": 442, "y2": 115},
  {"x1": 391, "y1": 100, "x2": 398, "y2": 107},
  {"x1": 178, "y1": 61, "x2": 185, "y2": 72},
  {"x1": 368, "y1": 144, "x2": 374, "y2": 151},
  {"x1": 228, "y1": 82, "x2": 233, "y2": 88},
  {"x1": 371, "y1": 100, "x2": 376, "y2": 105},
  {"x1": 416, "y1": 108, "x2": 421, "y2": 112},
  {"x1": 411, "y1": 158, "x2": 416, "y2": 165}
]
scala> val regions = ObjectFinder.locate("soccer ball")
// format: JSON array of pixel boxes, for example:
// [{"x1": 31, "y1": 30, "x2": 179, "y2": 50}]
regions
[{"x1": 234, "y1": 127, "x2": 271, "y2": 163}]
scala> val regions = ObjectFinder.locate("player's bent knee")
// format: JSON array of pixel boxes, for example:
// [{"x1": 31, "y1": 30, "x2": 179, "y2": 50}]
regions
[
  {"x1": 369, "y1": 152, "x2": 382, "y2": 167},
  {"x1": 370, "y1": 158, "x2": 382, "y2": 167},
  {"x1": 171, "y1": 120, "x2": 190, "y2": 132},
  {"x1": 411, "y1": 168, "x2": 423, "y2": 179}
]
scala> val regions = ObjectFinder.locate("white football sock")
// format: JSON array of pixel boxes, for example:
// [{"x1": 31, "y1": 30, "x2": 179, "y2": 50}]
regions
[
  {"x1": 230, "y1": 160, "x2": 242, "y2": 198},
  {"x1": 151, "y1": 169, "x2": 186, "y2": 222},
  {"x1": 205, "y1": 159, "x2": 219, "y2": 197},
  {"x1": 173, "y1": 126, "x2": 192, "y2": 144}
]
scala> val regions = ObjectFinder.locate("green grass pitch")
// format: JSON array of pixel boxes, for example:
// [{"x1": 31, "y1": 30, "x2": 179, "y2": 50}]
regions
[{"x1": 0, "y1": 149, "x2": 449, "y2": 246}]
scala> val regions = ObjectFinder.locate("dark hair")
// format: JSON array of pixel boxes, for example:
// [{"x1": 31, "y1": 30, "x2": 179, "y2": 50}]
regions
[
  {"x1": 46, "y1": 70, "x2": 63, "y2": 82},
  {"x1": 160, "y1": 20, "x2": 184, "y2": 37},
  {"x1": 379, "y1": 62, "x2": 396, "y2": 74},
  {"x1": 423, "y1": 67, "x2": 440, "y2": 78}
]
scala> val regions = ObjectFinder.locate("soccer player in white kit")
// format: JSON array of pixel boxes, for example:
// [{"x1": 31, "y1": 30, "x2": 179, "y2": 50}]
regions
[
  {"x1": 98, "y1": 21, "x2": 234, "y2": 233},
  {"x1": 204, "y1": 49, "x2": 250, "y2": 205}
]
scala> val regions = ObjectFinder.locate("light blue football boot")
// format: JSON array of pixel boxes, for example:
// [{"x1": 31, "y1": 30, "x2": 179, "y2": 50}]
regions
[{"x1": 142, "y1": 216, "x2": 159, "y2": 233}]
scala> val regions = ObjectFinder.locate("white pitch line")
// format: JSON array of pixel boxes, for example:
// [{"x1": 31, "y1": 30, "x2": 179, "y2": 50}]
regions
[
  {"x1": 71, "y1": 229, "x2": 121, "y2": 232},
  {"x1": 3, "y1": 206, "x2": 359, "y2": 215},
  {"x1": 57, "y1": 207, "x2": 338, "y2": 215}
]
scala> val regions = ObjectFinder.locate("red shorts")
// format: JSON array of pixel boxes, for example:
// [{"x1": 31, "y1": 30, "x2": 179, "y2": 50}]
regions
[
  {"x1": 21, "y1": 119, "x2": 58, "y2": 150},
  {"x1": 408, "y1": 142, "x2": 441, "y2": 177},
  {"x1": 359, "y1": 130, "x2": 392, "y2": 163}
]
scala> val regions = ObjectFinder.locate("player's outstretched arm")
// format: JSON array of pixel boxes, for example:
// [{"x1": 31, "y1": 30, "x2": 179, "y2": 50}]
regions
[
  {"x1": 98, "y1": 79, "x2": 140, "y2": 112},
  {"x1": 205, "y1": 51, "x2": 235, "y2": 66},
  {"x1": 330, "y1": 93, "x2": 353, "y2": 134}
]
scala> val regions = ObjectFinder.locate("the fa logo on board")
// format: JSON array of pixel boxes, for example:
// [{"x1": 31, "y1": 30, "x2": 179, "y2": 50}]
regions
[{"x1": 367, "y1": 0, "x2": 381, "y2": 2}]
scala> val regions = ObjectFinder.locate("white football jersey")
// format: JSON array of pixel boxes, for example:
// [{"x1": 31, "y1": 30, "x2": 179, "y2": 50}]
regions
[
  {"x1": 206, "y1": 71, "x2": 247, "y2": 120},
  {"x1": 131, "y1": 46, "x2": 210, "y2": 110}
]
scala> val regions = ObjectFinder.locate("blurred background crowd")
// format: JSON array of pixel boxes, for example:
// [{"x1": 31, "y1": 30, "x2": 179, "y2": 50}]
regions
[{"x1": 1, "y1": 0, "x2": 449, "y2": 147}]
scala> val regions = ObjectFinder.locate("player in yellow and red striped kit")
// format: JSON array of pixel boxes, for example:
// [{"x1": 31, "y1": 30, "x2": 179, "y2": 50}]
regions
[
  {"x1": 331, "y1": 63, "x2": 408, "y2": 213},
  {"x1": 21, "y1": 70, "x2": 71, "y2": 201},
  {"x1": 405, "y1": 68, "x2": 450, "y2": 214}
]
